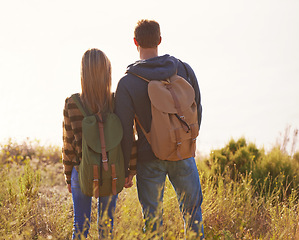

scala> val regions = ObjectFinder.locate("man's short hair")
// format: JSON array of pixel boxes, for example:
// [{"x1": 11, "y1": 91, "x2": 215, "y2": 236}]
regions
[{"x1": 134, "y1": 19, "x2": 161, "y2": 48}]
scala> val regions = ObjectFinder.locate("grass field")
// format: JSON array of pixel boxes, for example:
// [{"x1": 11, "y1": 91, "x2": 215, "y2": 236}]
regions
[{"x1": 0, "y1": 138, "x2": 298, "y2": 239}]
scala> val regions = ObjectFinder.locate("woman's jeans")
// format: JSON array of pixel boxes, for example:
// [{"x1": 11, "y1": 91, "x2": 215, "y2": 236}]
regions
[
  {"x1": 136, "y1": 157, "x2": 204, "y2": 239},
  {"x1": 71, "y1": 168, "x2": 118, "y2": 239}
]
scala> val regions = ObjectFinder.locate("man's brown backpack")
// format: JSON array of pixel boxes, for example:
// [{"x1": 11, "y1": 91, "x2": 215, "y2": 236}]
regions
[{"x1": 132, "y1": 63, "x2": 199, "y2": 161}]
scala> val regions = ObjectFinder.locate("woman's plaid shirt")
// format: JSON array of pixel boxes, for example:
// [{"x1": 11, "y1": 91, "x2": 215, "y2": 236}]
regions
[{"x1": 62, "y1": 96, "x2": 83, "y2": 184}]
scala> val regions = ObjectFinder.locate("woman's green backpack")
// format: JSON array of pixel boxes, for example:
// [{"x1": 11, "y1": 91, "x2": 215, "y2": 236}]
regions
[{"x1": 71, "y1": 94, "x2": 125, "y2": 197}]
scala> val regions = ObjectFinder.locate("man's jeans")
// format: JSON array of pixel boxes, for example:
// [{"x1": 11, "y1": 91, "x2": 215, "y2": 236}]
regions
[
  {"x1": 136, "y1": 157, "x2": 204, "y2": 239},
  {"x1": 71, "y1": 168, "x2": 118, "y2": 239}
]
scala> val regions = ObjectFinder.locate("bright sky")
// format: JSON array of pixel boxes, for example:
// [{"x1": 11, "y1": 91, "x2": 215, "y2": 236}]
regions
[{"x1": 0, "y1": 0, "x2": 298, "y2": 155}]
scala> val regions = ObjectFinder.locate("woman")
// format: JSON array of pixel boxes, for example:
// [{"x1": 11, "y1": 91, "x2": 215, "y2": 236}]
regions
[{"x1": 62, "y1": 48, "x2": 127, "y2": 239}]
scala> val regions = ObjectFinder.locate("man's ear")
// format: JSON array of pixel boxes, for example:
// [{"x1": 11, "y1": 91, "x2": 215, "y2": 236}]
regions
[
  {"x1": 158, "y1": 36, "x2": 162, "y2": 45},
  {"x1": 134, "y1": 38, "x2": 139, "y2": 47}
]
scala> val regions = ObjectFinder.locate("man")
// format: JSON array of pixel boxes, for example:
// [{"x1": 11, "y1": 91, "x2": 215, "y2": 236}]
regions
[{"x1": 115, "y1": 19, "x2": 204, "y2": 239}]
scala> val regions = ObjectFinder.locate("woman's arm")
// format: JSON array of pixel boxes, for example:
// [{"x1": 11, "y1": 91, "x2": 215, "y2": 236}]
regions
[{"x1": 62, "y1": 98, "x2": 76, "y2": 188}]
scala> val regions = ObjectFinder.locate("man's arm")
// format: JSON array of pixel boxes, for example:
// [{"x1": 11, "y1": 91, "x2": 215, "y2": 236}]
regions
[{"x1": 114, "y1": 78, "x2": 135, "y2": 178}]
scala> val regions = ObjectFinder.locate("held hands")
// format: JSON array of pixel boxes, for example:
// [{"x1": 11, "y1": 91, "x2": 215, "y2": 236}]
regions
[
  {"x1": 67, "y1": 176, "x2": 134, "y2": 192},
  {"x1": 124, "y1": 175, "x2": 134, "y2": 188}
]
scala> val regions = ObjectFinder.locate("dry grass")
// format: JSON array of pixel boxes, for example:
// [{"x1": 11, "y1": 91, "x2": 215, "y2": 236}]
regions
[{"x1": 0, "y1": 139, "x2": 298, "y2": 239}]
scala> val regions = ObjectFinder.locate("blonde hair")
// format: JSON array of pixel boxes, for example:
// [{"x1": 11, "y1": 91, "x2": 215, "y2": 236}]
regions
[{"x1": 80, "y1": 48, "x2": 113, "y2": 115}]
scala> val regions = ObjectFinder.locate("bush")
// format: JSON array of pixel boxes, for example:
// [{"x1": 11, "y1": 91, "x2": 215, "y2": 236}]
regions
[
  {"x1": 0, "y1": 138, "x2": 61, "y2": 165},
  {"x1": 207, "y1": 137, "x2": 262, "y2": 180},
  {"x1": 203, "y1": 137, "x2": 299, "y2": 199},
  {"x1": 0, "y1": 138, "x2": 34, "y2": 164},
  {"x1": 252, "y1": 147, "x2": 299, "y2": 199}
]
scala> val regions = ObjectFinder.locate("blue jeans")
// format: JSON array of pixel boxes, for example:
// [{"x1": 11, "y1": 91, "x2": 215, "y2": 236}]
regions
[
  {"x1": 136, "y1": 157, "x2": 204, "y2": 239},
  {"x1": 71, "y1": 168, "x2": 118, "y2": 239}
]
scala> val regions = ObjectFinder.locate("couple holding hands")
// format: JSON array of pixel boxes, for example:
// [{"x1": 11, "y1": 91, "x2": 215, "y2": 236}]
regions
[{"x1": 62, "y1": 19, "x2": 204, "y2": 239}]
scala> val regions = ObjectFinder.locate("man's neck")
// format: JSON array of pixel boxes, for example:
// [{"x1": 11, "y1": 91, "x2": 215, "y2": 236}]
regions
[{"x1": 139, "y1": 47, "x2": 158, "y2": 60}]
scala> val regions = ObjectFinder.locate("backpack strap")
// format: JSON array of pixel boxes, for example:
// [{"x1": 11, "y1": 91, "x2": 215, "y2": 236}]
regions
[
  {"x1": 165, "y1": 83, "x2": 190, "y2": 133},
  {"x1": 71, "y1": 93, "x2": 92, "y2": 117},
  {"x1": 190, "y1": 124, "x2": 197, "y2": 157},
  {"x1": 97, "y1": 112, "x2": 117, "y2": 195},
  {"x1": 174, "y1": 128, "x2": 183, "y2": 160},
  {"x1": 127, "y1": 71, "x2": 171, "y2": 84},
  {"x1": 97, "y1": 113, "x2": 109, "y2": 172},
  {"x1": 135, "y1": 116, "x2": 151, "y2": 145},
  {"x1": 93, "y1": 165, "x2": 100, "y2": 198},
  {"x1": 127, "y1": 71, "x2": 150, "y2": 83},
  {"x1": 111, "y1": 164, "x2": 117, "y2": 195}
]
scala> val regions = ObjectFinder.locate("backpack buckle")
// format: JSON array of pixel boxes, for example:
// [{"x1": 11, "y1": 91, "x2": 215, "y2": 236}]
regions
[
  {"x1": 102, "y1": 158, "x2": 109, "y2": 171},
  {"x1": 163, "y1": 79, "x2": 170, "y2": 84}
]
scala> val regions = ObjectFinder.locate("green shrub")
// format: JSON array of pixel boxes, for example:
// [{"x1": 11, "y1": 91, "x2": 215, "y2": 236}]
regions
[
  {"x1": 203, "y1": 137, "x2": 299, "y2": 199},
  {"x1": 208, "y1": 137, "x2": 262, "y2": 180},
  {"x1": 252, "y1": 147, "x2": 299, "y2": 199}
]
